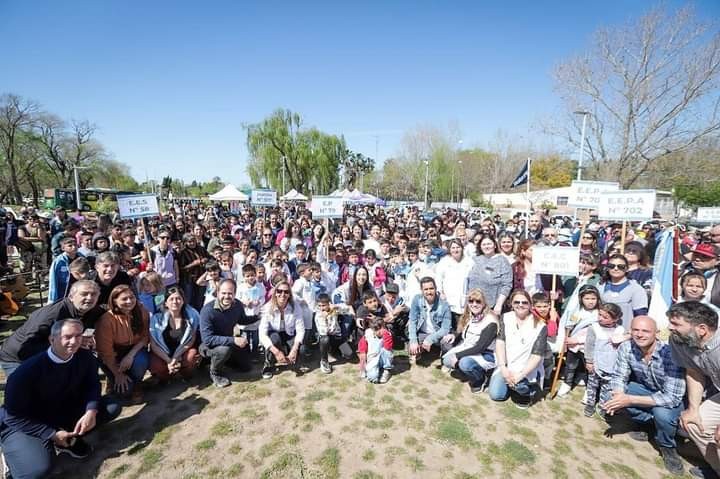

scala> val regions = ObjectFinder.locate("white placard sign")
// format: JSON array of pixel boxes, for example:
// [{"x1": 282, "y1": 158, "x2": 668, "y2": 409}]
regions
[
  {"x1": 117, "y1": 194, "x2": 159, "y2": 219},
  {"x1": 532, "y1": 247, "x2": 580, "y2": 276},
  {"x1": 567, "y1": 180, "x2": 620, "y2": 208},
  {"x1": 697, "y1": 207, "x2": 720, "y2": 223},
  {"x1": 251, "y1": 189, "x2": 277, "y2": 206},
  {"x1": 310, "y1": 196, "x2": 344, "y2": 218},
  {"x1": 598, "y1": 190, "x2": 656, "y2": 221}
]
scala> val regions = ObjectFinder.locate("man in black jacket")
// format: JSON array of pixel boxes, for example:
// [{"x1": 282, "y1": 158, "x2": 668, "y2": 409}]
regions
[
  {"x1": 0, "y1": 280, "x2": 102, "y2": 377},
  {"x1": 93, "y1": 251, "x2": 132, "y2": 307}
]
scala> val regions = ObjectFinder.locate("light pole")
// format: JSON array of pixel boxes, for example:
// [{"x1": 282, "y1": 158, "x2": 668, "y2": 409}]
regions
[
  {"x1": 423, "y1": 160, "x2": 430, "y2": 210},
  {"x1": 72, "y1": 165, "x2": 89, "y2": 210},
  {"x1": 281, "y1": 156, "x2": 287, "y2": 195},
  {"x1": 574, "y1": 110, "x2": 590, "y2": 181},
  {"x1": 457, "y1": 160, "x2": 463, "y2": 209}
]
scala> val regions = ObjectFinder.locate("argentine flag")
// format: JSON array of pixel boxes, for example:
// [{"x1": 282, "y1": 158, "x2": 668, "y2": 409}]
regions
[{"x1": 648, "y1": 228, "x2": 674, "y2": 329}]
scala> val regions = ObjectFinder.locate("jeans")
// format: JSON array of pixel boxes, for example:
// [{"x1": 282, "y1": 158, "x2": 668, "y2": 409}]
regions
[
  {"x1": 200, "y1": 343, "x2": 250, "y2": 374},
  {"x1": 264, "y1": 332, "x2": 306, "y2": 367},
  {"x1": 0, "y1": 396, "x2": 122, "y2": 479},
  {"x1": 623, "y1": 381, "x2": 682, "y2": 448},
  {"x1": 338, "y1": 315, "x2": 355, "y2": 343},
  {"x1": 366, "y1": 349, "x2": 393, "y2": 382},
  {"x1": 318, "y1": 335, "x2": 349, "y2": 362},
  {"x1": 101, "y1": 348, "x2": 150, "y2": 392},
  {"x1": 149, "y1": 347, "x2": 200, "y2": 381},
  {"x1": 457, "y1": 355, "x2": 495, "y2": 388},
  {"x1": 488, "y1": 370, "x2": 538, "y2": 401},
  {"x1": 564, "y1": 350, "x2": 585, "y2": 386}
]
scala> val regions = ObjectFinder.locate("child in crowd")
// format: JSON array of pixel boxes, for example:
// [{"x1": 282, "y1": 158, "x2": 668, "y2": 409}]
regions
[
  {"x1": 584, "y1": 302, "x2": 628, "y2": 417},
  {"x1": 256, "y1": 264, "x2": 273, "y2": 302},
  {"x1": 340, "y1": 248, "x2": 361, "y2": 284},
  {"x1": 314, "y1": 293, "x2": 354, "y2": 373},
  {"x1": 218, "y1": 251, "x2": 234, "y2": 279},
  {"x1": 364, "y1": 249, "x2": 387, "y2": 294},
  {"x1": 48, "y1": 237, "x2": 79, "y2": 304},
  {"x1": 531, "y1": 292, "x2": 559, "y2": 389},
  {"x1": 355, "y1": 291, "x2": 389, "y2": 338},
  {"x1": 292, "y1": 264, "x2": 316, "y2": 311},
  {"x1": 236, "y1": 263, "x2": 266, "y2": 354},
  {"x1": 357, "y1": 316, "x2": 394, "y2": 383},
  {"x1": 380, "y1": 282, "x2": 409, "y2": 343},
  {"x1": 557, "y1": 285, "x2": 600, "y2": 397},
  {"x1": 137, "y1": 272, "x2": 166, "y2": 315},
  {"x1": 197, "y1": 261, "x2": 222, "y2": 305},
  {"x1": 288, "y1": 244, "x2": 307, "y2": 281}
]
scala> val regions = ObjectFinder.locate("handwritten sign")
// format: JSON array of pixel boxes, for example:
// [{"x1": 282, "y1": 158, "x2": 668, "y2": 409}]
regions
[
  {"x1": 310, "y1": 196, "x2": 344, "y2": 219},
  {"x1": 598, "y1": 190, "x2": 655, "y2": 221},
  {"x1": 533, "y1": 247, "x2": 580, "y2": 276},
  {"x1": 697, "y1": 207, "x2": 720, "y2": 223},
  {"x1": 567, "y1": 180, "x2": 620, "y2": 208},
  {"x1": 117, "y1": 194, "x2": 159, "y2": 219},
  {"x1": 251, "y1": 189, "x2": 277, "y2": 206}
]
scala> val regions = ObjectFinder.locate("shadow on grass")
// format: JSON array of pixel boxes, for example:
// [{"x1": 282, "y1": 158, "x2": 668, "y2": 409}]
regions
[{"x1": 51, "y1": 392, "x2": 210, "y2": 478}]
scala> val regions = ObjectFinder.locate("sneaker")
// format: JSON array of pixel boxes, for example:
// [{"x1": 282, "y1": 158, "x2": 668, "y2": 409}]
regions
[
  {"x1": 514, "y1": 396, "x2": 532, "y2": 410},
  {"x1": 320, "y1": 360, "x2": 332, "y2": 374},
  {"x1": 379, "y1": 369, "x2": 391, "y2": 384},
  {"x1": 583, "y1": 403, "x2": 595, "y2": 417},
  {"x1": 441, "y1": 366, "x2": 453, "y2": 374},
  {"x1": 55, "y1": 437, "x2": 93, "y2": 459},
  {"x1": 689, "y1": 465, "x2": 720, "y2": 479},
  {"x1": 577, "y1": 378, "x2": 586, "y2": 387},
  {"x1": 557, "y1": 382, "x2": 572, "y2": 398},
  {"x1": 210, "y1": 372, "x2": 230, "y2": 388},
  {"x1": 659, "y1": 447, "x2": 684, "y2": 476},
  {"x1": 261, "y1": 365, "x2": 274, "y2": 380},
  {"x1": 408, "y1": 355, "x2": 416, "y2": 366},
  {"x1": 359, "y1": 369, "x2": 366, "y2": 379},
  {"x1": 628, "y1": 430, "x2": 649, "y2": 442},
  {"x1": 470, "y1": 383, "x2": 484, "y2": 394}
]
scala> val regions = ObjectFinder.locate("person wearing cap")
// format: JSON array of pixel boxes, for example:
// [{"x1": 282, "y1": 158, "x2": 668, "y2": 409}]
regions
[
  {"x1": 686, "y1": 243, "x2": 720, "y2": 310},
  {"x1": 380, "y1": 282, "x2": 409, "y2": 343},
  {"x1": 604, "y1": 316, "x2": 685, "y2": 475}
]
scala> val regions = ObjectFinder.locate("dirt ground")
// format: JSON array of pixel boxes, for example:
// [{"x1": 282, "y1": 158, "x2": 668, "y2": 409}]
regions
[{"x1": 0, "y1": 290, "x2": 702, "y2": 479}]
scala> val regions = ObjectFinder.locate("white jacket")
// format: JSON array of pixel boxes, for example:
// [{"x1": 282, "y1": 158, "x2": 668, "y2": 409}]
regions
[
  {"x1": 259, "y1": 301, "x2": 306, "y2": 349},
  {"x1": 435, "y1": 255, "x2": 474, "y2": 314}
]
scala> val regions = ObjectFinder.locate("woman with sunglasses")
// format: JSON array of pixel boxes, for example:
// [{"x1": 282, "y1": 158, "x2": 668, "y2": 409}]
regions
[
  {"x1": 579, "y1": 231, "x2": 600, "y2": 256},
  {"x1": 440, "y1": 289, "x2": 499, "y2": 393},
  {"x1": 149, "y1": 287, "x2": 200, "y2": 383},
  {"x1": 624, "y1": 241, "x2": 653, "y2": 296},
  {"x1": 259, "y1": 279, "x2": 306, "y2": 379},
  {"x1": 488, "y1": 289, "x2": 547, "y2": 409},
  {"x1": 599, "y1": 254, "x2": 648, "y2": 329},
  {"x1": 95, "y1": 285, "x2": 150, "y2": 403}
]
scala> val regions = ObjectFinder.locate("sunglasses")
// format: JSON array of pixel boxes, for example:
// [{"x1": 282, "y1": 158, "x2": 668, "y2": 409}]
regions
[
  {"x1": 582, "y1": 236, "x2": 593, "y2": 240},
  {"x1": 467, "y1": 299, "x2": 483, "y2": 305},
  {"x1": 607, "y1": 263, "x2": 627, "y2": 270},
  {"x1": 159, "y1": 236, "x2": 169, "y2": 240},
  {"x1": 276, "y1": 289, "x2": 290, "y2": 295},
  {"x1": 263, "y1": 234, "x2": 272, "y2": 237},
  {"x1": 512, "y1": 300, "x2": 530, "y2": 305}
]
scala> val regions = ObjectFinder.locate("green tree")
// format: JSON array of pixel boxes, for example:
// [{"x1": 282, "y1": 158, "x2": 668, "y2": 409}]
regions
[
  {"x1": 340, "y1": 149, "x2": 374, "y2": 190},
  {"x1": 675, "y1": 182, "x2": 720, "y2": 208},
  {"x1": 245, "y1": 109, "x2": 344, "y2": 195}
]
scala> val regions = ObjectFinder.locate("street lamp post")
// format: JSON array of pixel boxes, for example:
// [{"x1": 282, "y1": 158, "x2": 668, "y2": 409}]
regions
[
  {"x1": 72, "y1": 165, "x2": 89, "y2": 210},
  {"x1": 574, "y1": 111, "x2": 590, "y2": 181},
  {"x1": 457, "y1": 160, "x2": 463, "y2": 209},
  {"x1": 281, "y1": 156, "x2": 287, "y2": 196},
  {"x1": 423, "y1": 160, "x2": 430, "y2": 210}
]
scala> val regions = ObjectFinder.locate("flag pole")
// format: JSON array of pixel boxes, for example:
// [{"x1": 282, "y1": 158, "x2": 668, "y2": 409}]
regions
[{"x1": 525, "y1": 157, "x2": 531, "y2": 240}]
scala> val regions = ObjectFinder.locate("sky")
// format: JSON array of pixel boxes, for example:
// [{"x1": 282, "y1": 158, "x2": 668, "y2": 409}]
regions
[{"x1": 2, "y1": 1, "x2": 719, "y2": 188}]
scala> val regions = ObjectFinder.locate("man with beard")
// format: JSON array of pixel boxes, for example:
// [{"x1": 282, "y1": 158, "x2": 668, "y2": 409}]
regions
[
  {"x1": 0, "y1": 280, "x2": 103, "y2": 377},
  {"x1": 668, "y1": 301, "x2": 720, "y2": 479},
  {"x1": 604, "y1": 316, "x2": 685, "y2": 476}
]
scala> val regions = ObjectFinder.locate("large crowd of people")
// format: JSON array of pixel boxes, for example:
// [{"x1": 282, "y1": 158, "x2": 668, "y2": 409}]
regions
[{"x1": 0, "y1": 202, "x2": 719, "y2": 478}]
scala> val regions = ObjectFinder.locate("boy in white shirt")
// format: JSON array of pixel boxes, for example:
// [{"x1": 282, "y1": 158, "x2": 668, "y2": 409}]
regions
[{"x1": 236, "y1": 263, "x2": 266, "y2": 354}]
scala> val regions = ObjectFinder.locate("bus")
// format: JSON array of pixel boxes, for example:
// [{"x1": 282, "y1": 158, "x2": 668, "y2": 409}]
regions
[{"x1": 43, "y1": 188, "x2": 139, "y2": 212}]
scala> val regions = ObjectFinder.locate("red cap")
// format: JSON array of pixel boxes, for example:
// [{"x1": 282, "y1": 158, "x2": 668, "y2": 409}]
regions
[{"x1": 692, "y1": 243, "x2": 719, "y2": 258}]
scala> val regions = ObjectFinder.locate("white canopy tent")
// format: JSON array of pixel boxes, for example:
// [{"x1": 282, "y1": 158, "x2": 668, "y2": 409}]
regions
[
  {"x1": 208, "y1": 184, "x2": 249, "y2": 201},
  {"x1": 280, "y1": 188, "x2": 308, "y2": 201}
]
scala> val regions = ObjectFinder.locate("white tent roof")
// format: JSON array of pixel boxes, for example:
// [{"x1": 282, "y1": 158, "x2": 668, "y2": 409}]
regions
[
  {"x1": 208, "y1": 184, "x2": 249, "y2": 201},
  {"x1": 280, "y1": 188, "x2": 308, "y2": 201}
]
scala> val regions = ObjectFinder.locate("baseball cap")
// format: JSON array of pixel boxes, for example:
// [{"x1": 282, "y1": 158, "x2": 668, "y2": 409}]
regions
[
  {"x1": 385, "y1": 283, "x2": 399, "y2": 294},
  {"x1": 692, "y1": 243, "x2": 719, "y2": 258}
]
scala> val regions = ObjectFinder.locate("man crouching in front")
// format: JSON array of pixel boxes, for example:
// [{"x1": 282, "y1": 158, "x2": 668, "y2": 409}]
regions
[{"x1": 0, "y1": 319, "x2": 122, "y2": 478}]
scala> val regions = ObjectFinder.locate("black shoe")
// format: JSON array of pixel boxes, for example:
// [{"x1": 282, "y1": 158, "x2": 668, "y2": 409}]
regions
[
  {"x1": 210, "y1": 372, "x2": 230, "y2": 388},
  {"x1": 55, "y1": 437, "x2": 93, "y2": 459},
  {"x1": 514, "y1": 395, "x2": 532, "y2": 409},
  {"x1": 660, "y1": 447, "x2": 684, "y2": 476},
  {"x1": 628, "y1": 430, "x2": 649, "y2": 442},
  {"x1": 469, "y1": 382, "x2": 484, "y2": 394},
  {"x1": 262, "y1": 364, "x2": 274, "y2": 380},
  {"x1": 689, "y1": 465, "x2": 720, "y2": 479}
]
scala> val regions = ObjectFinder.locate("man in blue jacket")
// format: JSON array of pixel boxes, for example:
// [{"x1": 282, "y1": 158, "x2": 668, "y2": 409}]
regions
[
  {"x1": 408, "y1": 276, "x2": 451, "y2": 365},
  {"x1": 0, "y1": 319, "x2": 121, "y2": 478}
]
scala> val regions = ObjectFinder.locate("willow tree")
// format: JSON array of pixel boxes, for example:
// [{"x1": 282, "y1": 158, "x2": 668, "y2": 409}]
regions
[{"x1": 246, "y1": 109, "x2": 344, "y2": 195}]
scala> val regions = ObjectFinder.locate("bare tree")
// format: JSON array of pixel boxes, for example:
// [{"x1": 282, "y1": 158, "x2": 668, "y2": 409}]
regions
[
  {"x1": 554, "y1": 7, "x2": 720, "y2": 188},
  {"x1": 0, "y1": 94, "x2": 40, "y2": 203}
]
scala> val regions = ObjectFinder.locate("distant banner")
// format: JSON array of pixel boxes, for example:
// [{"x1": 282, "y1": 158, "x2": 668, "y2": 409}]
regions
[
  {"x1": 310, "y1": 196, "x2": 344, "y2": 218},
  {"x1": 251, "y1": 189, "x2": 277, "y2": 206},
  {"x1": 567, "y1": 180, "x2": 620, "y2": 208},
  {"x1": 117, "y1": 194, "x2": 159, "y2": 219},
  {"x1": 532, "y1": 247, "x2": 580, "y2": 276},
  {"x1": 697, "y1": 207, "x2": 720, "y2": 223},
  {"x1": 598, "y1": 190, "x2": 656, "y2": 221}
]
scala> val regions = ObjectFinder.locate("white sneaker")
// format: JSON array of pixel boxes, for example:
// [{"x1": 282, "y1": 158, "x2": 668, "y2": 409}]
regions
[
  {"x1": 577, "y1": 379, "x2": 586, "y2": 387},
  {"x1": 557, "y1": 382, "x2": 572, "y2": 397},
  {"x1": 441, "y1": 366, "x2": 452, "y2": 374},
  {"x1": 320, "y1": 360, "x2": 332, "y2": 374},
  {"x1": 379, "y1": 370, "x2": 391, "y2": 384},
  {"x1": 1, "y1": 450, "x2": 9, "y2": 479},
  {"x1": 359, "y1": 369, "x2": 366, "y2": 379}
]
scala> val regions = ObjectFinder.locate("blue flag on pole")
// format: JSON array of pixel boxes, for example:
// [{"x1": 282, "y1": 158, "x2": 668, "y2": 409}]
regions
[
  {"x1": 510, "y1": 161, "x2": 529, "y2": 188},
  {"x1": 648, "y1": 228, "x2": 674, "y2": 329}
]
